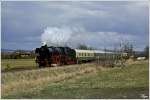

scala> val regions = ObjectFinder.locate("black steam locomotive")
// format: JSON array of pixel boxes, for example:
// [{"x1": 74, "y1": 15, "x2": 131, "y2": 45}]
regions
[{"x1": 35, "y1": 45, "x2": 76, "y2": 67}]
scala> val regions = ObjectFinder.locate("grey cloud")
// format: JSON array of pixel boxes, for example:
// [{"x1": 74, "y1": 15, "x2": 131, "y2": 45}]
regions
[{"x1": 1, "y1": 1, "x2": 148, "y2": 50}]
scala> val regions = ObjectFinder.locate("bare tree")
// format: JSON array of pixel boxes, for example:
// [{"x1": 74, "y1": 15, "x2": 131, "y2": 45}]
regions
[
  {"x1": 77, "y1": 44, "x2": 94, "y2": 50},
  {"x1": 121, "y1": 42, "x2": 134, "y2": 59}
]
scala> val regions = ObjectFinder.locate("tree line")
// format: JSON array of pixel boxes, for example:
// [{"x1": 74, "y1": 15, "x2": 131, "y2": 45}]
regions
[
  {"x1": 1, "y1": 43, "x2": 149, "y2": 59},
  {"x1": 1, "y1": 50, "x2": 35, "y2": 59}
]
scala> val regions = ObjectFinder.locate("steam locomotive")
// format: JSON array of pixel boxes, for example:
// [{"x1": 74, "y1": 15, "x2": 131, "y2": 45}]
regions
[
  {"x1": 35, "y1": 45, "x2": 76, "y2": 67},
  {"x1": 35, "y1": 45, "x2": 127, "y2": 67}
]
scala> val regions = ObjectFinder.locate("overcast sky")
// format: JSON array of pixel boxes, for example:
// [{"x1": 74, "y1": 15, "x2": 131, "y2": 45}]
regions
[{"x1": 1, "y1": 1, "x2": 149, "y2": 51}]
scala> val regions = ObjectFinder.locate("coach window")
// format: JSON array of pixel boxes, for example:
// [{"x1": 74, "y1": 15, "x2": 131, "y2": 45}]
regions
[{"x1": 79, "y1": 53, "x2": 81, "y2": 57}]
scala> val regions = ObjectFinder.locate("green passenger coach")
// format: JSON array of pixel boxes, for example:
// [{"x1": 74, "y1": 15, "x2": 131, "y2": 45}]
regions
[
  {"x1": 75, "y1": 49, "x2": 95, "y2": 63},
  {"x1": 74, "y1": 49, "x2": 127, "y2": 64}
]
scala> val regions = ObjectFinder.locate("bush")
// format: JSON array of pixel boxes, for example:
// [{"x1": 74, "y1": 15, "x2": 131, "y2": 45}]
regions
[{"x1": 5, "y1": 64, "x2": 11, "y2": 71}]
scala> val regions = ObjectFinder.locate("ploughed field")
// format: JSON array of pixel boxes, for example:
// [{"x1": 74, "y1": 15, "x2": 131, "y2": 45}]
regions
[{"x1": 1, "y1": 59, "x2": 149, "y2": 99}]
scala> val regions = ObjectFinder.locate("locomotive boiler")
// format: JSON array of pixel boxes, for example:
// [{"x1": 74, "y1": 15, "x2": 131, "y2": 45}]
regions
[{"x1": 35, "y1": 45, "x2": 76, "y2": 67}]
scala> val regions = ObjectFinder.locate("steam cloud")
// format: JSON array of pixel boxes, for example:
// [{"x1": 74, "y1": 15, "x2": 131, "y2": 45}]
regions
[
  {"x1": 41, "y1": 27, "x2": 73, "y2": 47},
  {"x1": 41, "y1": 26, "x2": 134, "y2": 49}
]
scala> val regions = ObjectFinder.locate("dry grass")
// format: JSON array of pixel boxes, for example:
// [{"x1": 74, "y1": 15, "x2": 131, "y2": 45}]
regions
[
  {"x1": 2, "y1": 60, "x2": 148, "y2": 99},
  {"x1": 125, "y1": 59, "x2": 148, "y2": 65},
  {"x1": 2, "y1": 63, "x2": 98, "y2": 97}
]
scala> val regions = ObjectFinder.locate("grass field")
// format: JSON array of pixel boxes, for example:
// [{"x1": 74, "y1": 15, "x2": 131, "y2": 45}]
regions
[
  {"x1": 1, "y1": 59, "x2": 149, "y2": 99},
  {"x1": 1, "y1": 59, "x2": 36, "y2": 71}
]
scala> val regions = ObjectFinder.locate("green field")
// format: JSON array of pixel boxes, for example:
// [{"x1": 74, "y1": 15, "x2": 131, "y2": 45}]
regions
[
  {"x1": 1, "y1": 59, "x2": 149, "y2": 99},
  {"x1": 1, "y1": 59, "x2": 36, "y2": 71}
]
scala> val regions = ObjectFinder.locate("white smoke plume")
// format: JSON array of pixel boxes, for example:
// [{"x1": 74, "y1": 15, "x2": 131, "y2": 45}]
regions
[
  {"x1": 41, "y1": 27, "x2": 73, "y2": 47},
  {"x1": 41, "y1": 26, "x2": 135, "y2": 49}
]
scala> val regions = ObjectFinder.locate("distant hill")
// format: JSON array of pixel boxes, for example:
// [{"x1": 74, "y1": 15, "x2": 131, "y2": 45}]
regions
[
  {"x1": 1, "y1": 49, "x2": 15, "y2": 52},
  {"x1": 1, "y1": 49, "x2": 33, "y2": 53}
]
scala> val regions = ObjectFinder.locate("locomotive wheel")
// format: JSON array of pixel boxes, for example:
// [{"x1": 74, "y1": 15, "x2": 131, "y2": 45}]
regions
[
  {"x1": 39, "y1": 63, "x2": 47, "y2": 68},
  {"x1": 38, "y1": 63, "x2": 43, "y2": 68}
]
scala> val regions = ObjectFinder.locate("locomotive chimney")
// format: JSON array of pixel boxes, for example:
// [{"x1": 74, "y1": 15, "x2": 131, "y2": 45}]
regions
[{"x1": 42, "y1": 42, "x2": 47, "y2": 46}]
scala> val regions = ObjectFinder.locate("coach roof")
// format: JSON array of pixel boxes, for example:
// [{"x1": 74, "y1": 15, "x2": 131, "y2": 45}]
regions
[{"x1": 75, "y1": 49, "x2": 94, "y2": 53}]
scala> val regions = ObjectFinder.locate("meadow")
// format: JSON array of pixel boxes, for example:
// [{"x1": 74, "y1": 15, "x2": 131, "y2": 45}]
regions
[
  {"x1": 1, "y1": 59, "x2": 149, "y2": 99},
  {"x1": 1, "y1": 59, "x2": 36, "y2": 72}
]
